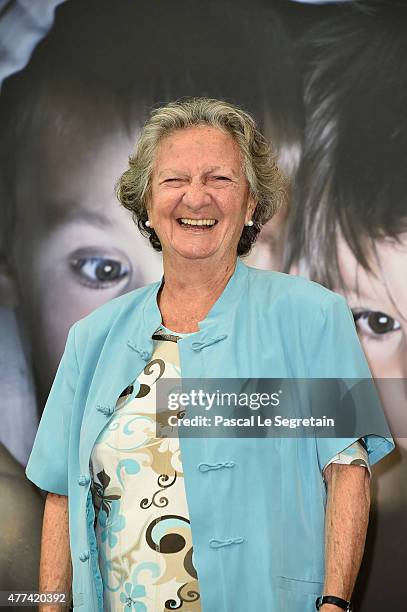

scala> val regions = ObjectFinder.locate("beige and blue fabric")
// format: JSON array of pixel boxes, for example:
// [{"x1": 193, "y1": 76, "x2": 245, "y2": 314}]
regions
[{"x1": 91, "y1": 327, "x2": 201, "y2": 611}]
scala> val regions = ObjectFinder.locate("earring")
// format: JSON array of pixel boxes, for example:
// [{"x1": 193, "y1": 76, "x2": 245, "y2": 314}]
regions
[
  {"x1": 245, "y1": 220, "x2": 254, "y2": 227},
  {"x1": 145, "y1": 220, "x2": 151, "y2": 228}
]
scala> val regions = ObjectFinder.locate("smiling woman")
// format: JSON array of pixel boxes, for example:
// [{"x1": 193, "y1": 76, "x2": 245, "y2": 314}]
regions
[
  {"x1": 0, "y1": 0, "x2": 304, "y2": 599},
  {"x1": 115, "y1": 98, "x2": 284, "y2": 332},
  {"x1": 26, "y1": 97, "x2": 394, "y2": 612}
]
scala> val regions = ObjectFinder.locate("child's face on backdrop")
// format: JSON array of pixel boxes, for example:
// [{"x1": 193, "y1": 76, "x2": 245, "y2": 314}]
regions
[
  {"x1": 5, "y1": 119, "x2": 163, "y2": 405},
  {"x1": 336, "y1": 234, "x2": 407, "y2": 449},
  {"x1": 287, "y1": 232, "x2": 407, "y2": 448}
]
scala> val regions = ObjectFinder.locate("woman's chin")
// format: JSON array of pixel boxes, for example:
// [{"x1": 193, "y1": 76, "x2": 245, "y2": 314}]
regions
[
  {"x1": 170, "y1": 246, "x2": 222, "y2": 261},
  {"x1": 177, "y1": 251, "x2": 218, "y2": 261}
]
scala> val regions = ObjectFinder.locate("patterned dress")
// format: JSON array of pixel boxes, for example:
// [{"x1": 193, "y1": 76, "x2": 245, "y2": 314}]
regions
[
  {"x1": 90, "y1": 326, "x2": 201, "y2": 612},
  {"x1": 90, "y1": 325, "x2": 370, "y2": 611}
]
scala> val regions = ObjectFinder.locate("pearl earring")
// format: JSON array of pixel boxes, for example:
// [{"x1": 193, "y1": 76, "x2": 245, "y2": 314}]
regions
[
  {"x1": 145, "y1": 220, "x2": 151, "y2": 228},
  {"x1": 245, "y1": 220, "x2": 254, "y2": 227}
]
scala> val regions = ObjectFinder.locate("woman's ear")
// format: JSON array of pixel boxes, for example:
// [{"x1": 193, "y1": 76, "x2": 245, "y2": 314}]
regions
[
  {"x1": 0, "y1": 250, "x2": 20, "y2": 307},
  {"x1": 246, "y1": 195, "x2": 257, "y2": 222}
]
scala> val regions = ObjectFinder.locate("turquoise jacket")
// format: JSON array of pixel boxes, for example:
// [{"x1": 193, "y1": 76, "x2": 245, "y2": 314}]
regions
[{"x1": 26, "y1": 258, "x2": 394, "y2": 611}]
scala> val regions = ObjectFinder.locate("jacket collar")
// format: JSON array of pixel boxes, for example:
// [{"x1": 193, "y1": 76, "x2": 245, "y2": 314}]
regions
[{"x1": 127, "y1": 257, "x2": 250, "y2": 356}]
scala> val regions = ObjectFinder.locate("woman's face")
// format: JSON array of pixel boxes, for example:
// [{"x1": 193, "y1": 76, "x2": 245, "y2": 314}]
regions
[
  {"x1": 336, "y1": 234, "x2": 407, "y2": 448},
  {"x1": 5, "y1": 123, "x2": 163, "y2": 404},
  {"x1": 148, "y1": 125, "x2": 255, "y2": 265}
]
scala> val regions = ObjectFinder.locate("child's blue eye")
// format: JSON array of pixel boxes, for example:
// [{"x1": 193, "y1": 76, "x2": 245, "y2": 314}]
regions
[{"x1": 70, "y1": 254, "x2": 130, "y2": 288}]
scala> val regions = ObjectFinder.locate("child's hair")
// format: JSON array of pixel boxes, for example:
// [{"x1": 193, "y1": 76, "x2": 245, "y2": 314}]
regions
[
  {"x1": 0, "y1": 0, "x2": 303, "y2": 254},
  {"x1": 283, "y1": 0, "x2": 407, "y2": 290}
]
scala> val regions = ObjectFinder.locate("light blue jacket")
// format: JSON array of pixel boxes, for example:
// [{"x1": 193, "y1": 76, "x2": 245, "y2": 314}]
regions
[{"x1": 26, "y1": 258, "x2": 394, "y2": 611}]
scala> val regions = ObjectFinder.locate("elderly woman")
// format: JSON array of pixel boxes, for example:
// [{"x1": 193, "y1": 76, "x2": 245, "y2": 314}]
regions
[{"x1": 26, "y1": 98, "x2": 393, "y2": 612}]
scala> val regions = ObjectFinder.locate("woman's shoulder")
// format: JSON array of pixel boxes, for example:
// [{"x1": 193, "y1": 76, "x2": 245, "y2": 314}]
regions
[
  {"x1": 246, "y1": 265, "x2": 343, "y2": 309},
  {"x1": 71, "y1": 280, "x2": 161, "y2": 341}
]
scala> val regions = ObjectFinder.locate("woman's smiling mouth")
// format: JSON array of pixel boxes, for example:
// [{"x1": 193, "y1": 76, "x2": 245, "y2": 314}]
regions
[{"x1": 177, "y1": 218, "x2": 218, "y2": 229}]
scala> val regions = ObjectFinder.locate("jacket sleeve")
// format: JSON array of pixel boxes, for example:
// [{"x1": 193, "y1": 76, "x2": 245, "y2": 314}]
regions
[
  {"x1": 25, "y1": 322, "x2": 79, "y2": 496},
  {"x1": 309, "y1": 293, "x2": 395, "y2": 474}
]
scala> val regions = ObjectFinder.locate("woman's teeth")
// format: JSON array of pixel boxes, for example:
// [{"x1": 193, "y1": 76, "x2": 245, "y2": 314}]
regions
[{"x1": 179, "y1": 218, "x2": 217, "y2": 226}]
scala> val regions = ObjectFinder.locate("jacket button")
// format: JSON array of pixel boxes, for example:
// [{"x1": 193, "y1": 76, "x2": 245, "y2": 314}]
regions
[
  {"x1": 79, "y1": 551, "x2": 90, "y2": 562},
  {"x1": 96, "y1": 404, "x2": 114, "y2": 416},
  {"x1": 78, "y1": 474, "x2": 90, "y2": 486},
  {"x1": 197, "y1": 461, "x2": 235, "y2": 473},
  {"x1": 126, "y1": 341, "x2": 151, "y2": 361}
]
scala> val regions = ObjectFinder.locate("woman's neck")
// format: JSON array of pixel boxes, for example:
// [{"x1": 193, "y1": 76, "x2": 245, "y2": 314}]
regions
[{"x1": 158, "y1": 255, "x2": 237, "y2": 333}]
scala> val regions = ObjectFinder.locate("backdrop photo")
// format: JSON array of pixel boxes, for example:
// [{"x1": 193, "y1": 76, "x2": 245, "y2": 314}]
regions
[{"x1": 0, "y1": 1, "x2": 405, "y2": 610}]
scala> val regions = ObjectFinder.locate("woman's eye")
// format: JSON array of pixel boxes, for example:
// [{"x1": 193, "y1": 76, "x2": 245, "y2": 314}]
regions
[
  {"x1": 352, "y1": 310, "x2": 401, "y2": 338},
  {"x1": 213, "y1": 176, "x2": 230, "y2": 181},
  {"x1": 70, "y1": 253, "x2": 130, "y2": 289}
]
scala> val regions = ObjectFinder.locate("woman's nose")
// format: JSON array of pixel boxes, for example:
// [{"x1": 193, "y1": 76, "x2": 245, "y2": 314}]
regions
[{"x1": 181, "y1": 180, "x2": 211, "y2": 209}]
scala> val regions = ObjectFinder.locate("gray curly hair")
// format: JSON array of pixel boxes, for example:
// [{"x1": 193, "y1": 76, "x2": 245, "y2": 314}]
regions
[{"x1": 116, "y1": 97, "x2": 286, "y2": 256}]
